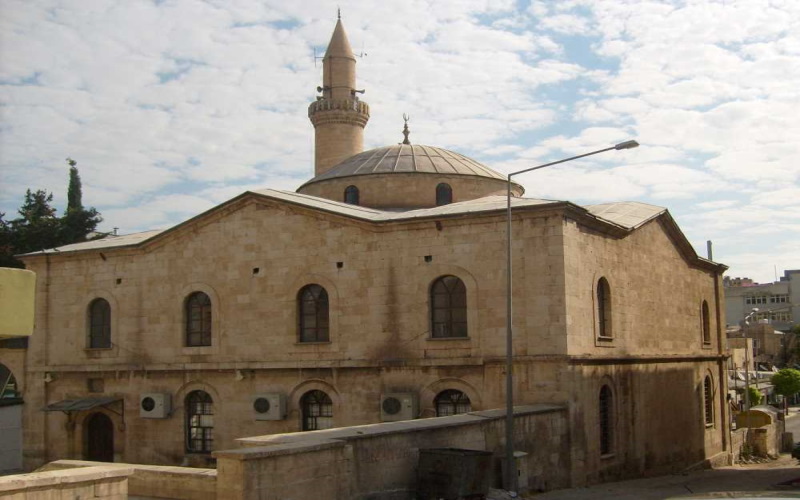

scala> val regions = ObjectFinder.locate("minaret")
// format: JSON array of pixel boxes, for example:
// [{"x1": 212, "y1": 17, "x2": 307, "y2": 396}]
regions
[{"x1": 308, "y1": 14, "x2": 370, "y2": 176}]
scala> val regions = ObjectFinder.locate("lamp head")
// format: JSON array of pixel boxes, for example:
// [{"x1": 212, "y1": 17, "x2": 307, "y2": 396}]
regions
[{"x1": 614, "y1": 140, "x2": 639, "y2": 150}]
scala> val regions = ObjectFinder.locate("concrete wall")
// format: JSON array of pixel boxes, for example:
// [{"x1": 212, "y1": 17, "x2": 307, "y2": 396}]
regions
[
  {"x1": 0, "y1": 465, "x2": 131, "y2": 499},
  {"x1": 215, "y1": 405, "x2": 569, "y2": 500}
]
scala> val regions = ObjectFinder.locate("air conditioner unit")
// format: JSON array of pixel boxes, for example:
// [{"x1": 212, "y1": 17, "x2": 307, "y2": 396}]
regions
[
  {"x1": 253, "y1": 393, "x2": 286, "y2": 421},
  {"x1": 380, "y1": 393, "x2": 418, "y2": 422},
  {"x1": 140, "y1": 393, "x2": 171, "y2": 419}
]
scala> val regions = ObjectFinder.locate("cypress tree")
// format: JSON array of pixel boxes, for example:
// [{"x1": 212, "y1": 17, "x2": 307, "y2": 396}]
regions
[{"x1": 60, "y1": 159, "x2": 102, "y2": 243}]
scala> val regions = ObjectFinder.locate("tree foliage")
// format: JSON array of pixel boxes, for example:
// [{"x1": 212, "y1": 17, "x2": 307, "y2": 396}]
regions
[
  {"x1": 747, "y1": 386, "x2": 763, "y2": 406},
  {"x1": 771, "y1": 368, "x2": 800, "y2": 398},
  {"x1": 61, "y1": 164, "x2": 101, "y2": 243},
  {"x1": 0, "y1": 160, "x2": 103, "y2": 268}
]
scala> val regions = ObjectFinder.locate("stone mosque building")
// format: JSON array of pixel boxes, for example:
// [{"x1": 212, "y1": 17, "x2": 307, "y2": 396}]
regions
[{"x1": 9, "y1": 17, "x2": 730, "y2": 488}]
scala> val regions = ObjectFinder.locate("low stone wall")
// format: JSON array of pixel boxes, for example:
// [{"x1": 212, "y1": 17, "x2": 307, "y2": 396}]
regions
[
  {"x1": 731, "y1": 428, "x2": 746, "y2": 463},
  {"x1": 0, "y1": 465, "x2": 131, "y2": 499},
  {"x1": 214, "y1": 404, "x2": 568, "y2": 500},
  {"x1": 39, "y1": 459, "x2": 216, "y2": 500}
]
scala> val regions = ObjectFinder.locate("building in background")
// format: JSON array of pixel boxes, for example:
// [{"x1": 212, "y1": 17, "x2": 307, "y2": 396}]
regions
[
  {"x1": 9, "y1": 17, "x2": 730, "y2": 490},
  {"x1": 724, "y1": 269, "x2": 800, "y2": 333}
]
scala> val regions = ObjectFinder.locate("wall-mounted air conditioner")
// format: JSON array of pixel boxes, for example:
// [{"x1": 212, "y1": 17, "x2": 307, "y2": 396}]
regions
[
  {"x1": 253, "y1": 393, "x2": 286, "y2": 421},
  {"x1": 140, "y1": 393, "x2": 171, "y2": 419},
  {"x1": 380, "y1": 393, "x2": 418, "y2": 422}
]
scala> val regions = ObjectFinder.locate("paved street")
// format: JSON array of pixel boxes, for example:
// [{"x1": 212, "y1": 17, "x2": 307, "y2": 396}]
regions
[{"x1": 531, "y1": 409, "x2": 800, "y2": 500}]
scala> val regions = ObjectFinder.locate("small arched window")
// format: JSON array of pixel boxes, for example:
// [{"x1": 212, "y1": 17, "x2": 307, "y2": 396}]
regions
[
  {"x1": 301, "y1": 390, "x2": 333, "y2": 431},
  {"x1": 88, "y1": 298, "x2": 111, "y2": 349},
  {"x1": 298, "y1": 285, "x2": 329, "y2": 342},
  {"x1": 701, "y1": 300, "x2": 711, "y2": 344},
  {"x1": 597, "y1": 277, "x2": 612, "y2": 339},
  {"x1": 344, "y1": 185, "x2": 359, "y2": 205},
  {"x1": 435, "y1": 390, "x2": 472, "y2": 416},
  {"x1": 703, "y1": 376, "x2": 714, "y2": 426},
  {"x1": 436, "y1": 183, "x2": 452, "y2": 206},
  {"x1": 185, "y1": 292, "x2": 212, "y2": 347},
  {"x1": 186, "y1": 390, "x2": 214, "y2": 452},
  {"x1": 431, "y1": 275, "x2": 467, "y2": 338},
  {"x1": 599, "y1": 385, "x2": 613, "y2": 455},
  {"x1": 0, "y1": 363, "x2": 20, "y2": 400}
]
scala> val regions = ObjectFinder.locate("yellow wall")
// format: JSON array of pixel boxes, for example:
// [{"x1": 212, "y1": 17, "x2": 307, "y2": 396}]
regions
[{"x1": 0, "y1": 268, "x2": 36, "y2": 338}]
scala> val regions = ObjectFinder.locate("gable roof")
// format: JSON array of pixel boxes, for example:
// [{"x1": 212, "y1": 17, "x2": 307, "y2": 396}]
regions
[{"x1": 16, "y1": 189, "x2": 725, "y2": 272}]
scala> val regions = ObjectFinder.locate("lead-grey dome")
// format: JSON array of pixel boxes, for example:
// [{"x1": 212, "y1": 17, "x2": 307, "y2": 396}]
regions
[
  {"x1": 300, "y1": 144, "x2": 506, "y2": 187},
  {"x1": 296, "y1": 143, "x2": 523, "y2": 209}
]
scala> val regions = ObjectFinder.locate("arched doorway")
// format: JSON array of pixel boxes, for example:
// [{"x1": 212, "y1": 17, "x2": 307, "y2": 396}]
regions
[
  {"x1": 86, "y1": 412, "x2": 114, "y2": 462},
  {"x1": 0, "y1": 362, "x2": 22, "y2": 473}
]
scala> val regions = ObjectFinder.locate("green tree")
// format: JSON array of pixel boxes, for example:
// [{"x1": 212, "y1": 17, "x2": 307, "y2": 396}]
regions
[
  {"x1": 772, "y1": 368, "x2": 800, "y2": 398},
  {"x1": 60, "y1": 160, "x2": 102, "y2": 243},
  {"x1": 0, "y1": 211, "x2": 16, "y2": 268},
  {"x1": 15, "y1": 189, "x2": 62, "y2": 250},
  {"x1": 0, "y1": 160, "x2": 103, "y2": 268},
  {"x1": 747, "y1": 386, "x2": 763, "y2": 406}
]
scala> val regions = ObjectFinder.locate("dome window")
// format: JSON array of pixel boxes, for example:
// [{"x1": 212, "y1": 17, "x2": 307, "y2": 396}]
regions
[
  {"x1": 436, "y1": 183, "x2": 452, "y2": 206},
  {"x1": 344, "y1": 185, "x2": 359, "y2": 205}
]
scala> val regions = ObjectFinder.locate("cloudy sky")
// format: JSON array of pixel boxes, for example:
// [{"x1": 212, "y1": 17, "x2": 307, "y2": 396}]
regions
[{"x1": 1, "y1": 0, "x2": 798, "y2": 283}]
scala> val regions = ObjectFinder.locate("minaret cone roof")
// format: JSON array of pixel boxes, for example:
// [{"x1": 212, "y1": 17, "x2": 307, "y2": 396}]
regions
[{"x1": 324, "y1": 19, "x2": 355, "y2": 59}]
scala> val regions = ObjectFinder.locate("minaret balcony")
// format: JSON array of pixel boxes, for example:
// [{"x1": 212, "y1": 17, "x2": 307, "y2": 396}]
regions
[{"x1": 308, "y1": 98, "x2": 370, "y2": 120}]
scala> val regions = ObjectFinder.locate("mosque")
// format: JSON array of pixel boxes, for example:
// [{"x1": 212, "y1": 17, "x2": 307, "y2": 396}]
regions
[{"x1": 10, "y1": 17, "x2": 730, "y2": 487}]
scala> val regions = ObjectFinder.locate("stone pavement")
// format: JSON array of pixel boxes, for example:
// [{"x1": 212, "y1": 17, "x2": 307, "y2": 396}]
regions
[
  {"x1": 527, "y1": 408, "x2": 800, "y2": 500},
  {"x1": 528, "y1": 454, "x2": 800, "y2": 499}
]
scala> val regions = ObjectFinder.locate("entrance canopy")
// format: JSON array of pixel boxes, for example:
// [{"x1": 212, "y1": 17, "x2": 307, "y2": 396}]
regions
[{"x1": 42, "y1": 397, "x2": 122, "y2": 414}]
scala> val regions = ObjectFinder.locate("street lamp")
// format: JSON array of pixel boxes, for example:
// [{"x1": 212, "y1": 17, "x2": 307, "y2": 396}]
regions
[
  {"x1": 743, "y1": 308, "x2": 760, "y2": 412},
  {"x1": 504, "y1": 140, "x2": 639, "y2": 493}
]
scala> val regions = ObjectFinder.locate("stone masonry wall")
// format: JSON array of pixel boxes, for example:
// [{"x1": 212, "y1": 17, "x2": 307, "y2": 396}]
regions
[
  {"x1": 0, "y1": 465, "x2": 131, "y2": 499},
  {"x1": 216, "y1": 405, "x2": 569, "y2": 500}
]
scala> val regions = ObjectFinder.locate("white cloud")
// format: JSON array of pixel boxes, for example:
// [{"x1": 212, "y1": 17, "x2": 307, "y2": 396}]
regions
[{"x1": 1, "y1": 0, "x2": 798, "y2": 284}]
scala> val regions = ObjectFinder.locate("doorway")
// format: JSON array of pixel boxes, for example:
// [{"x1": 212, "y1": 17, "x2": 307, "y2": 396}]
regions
[{"x1": 86, "y1": 412, "x2": 114, "y2": 462}]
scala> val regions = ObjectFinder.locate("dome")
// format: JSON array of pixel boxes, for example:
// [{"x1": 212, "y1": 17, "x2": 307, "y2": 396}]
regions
[
  {"x1": 297, "y1": 144, "x2": 523, "y2": 210},
  {"x1": 300, "y1": 144, "x2": 506, "y2": 186}
]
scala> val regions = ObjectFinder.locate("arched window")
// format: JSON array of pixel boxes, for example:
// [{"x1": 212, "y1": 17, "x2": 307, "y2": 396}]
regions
[
  {"x1": 701, "y1": 300, "x2": 711, "y2": 344},
  {"x1": 186, "y1": 391, "x2": 214, "y2": 452},
  {"x1": 431, "y1": 276, "x2": 468, "y2": 338},
  {"x1": 186, "y1": 292, "x2": 212, "y2": 347},
  {"x1": 0, "y1": 363, "x2": 20, "y2": 400},
  {"x1": 436, "y1": 183, "x2": 452, "y2": 206},
  {"x1": 435, "y1": 390, "x2": 471, "y2": 416},
  {"x1": 301, "y1": 390, "x2": 333, "y2": 431},
  {"x1": 88, "y1": 298, "x2": 111, "y2": 349},
  {"x1": 703, "y1": 376, "x2": 714, "y2": 426},
  {"x1": 599, "y1": 385, "x2": 613, "y2": 455},
  {"x1": 344, "y1": 185, "x2": 359, "y2": 205},
  {"x1": 298, "y1": 284, "x2": 329, "y2": 342},
  {"x1": 597, "y1": 277, "x2": 612, "y2": 339}
]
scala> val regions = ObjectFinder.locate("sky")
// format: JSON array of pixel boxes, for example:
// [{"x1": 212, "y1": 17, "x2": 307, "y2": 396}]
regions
[{"x1": 1, "y1": 0, "x2": 798, "y2": 284}]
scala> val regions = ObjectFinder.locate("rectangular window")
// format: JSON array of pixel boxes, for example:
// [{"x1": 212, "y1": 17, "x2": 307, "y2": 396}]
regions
[
  {"x1": 87, "y1": 378, "x2": 104, "y2": 393},
  {"x1": 771, "y1": 312, "x2": 790, "y2": 321}
]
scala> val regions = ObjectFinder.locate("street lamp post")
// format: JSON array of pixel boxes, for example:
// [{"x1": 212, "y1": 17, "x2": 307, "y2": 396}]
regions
[
  {"x1": 743, "y1": 308, "x2": 759, "y2": 413},
  {"x1": 504, "y1": 140, "x2": 639, "y2": 493}
]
